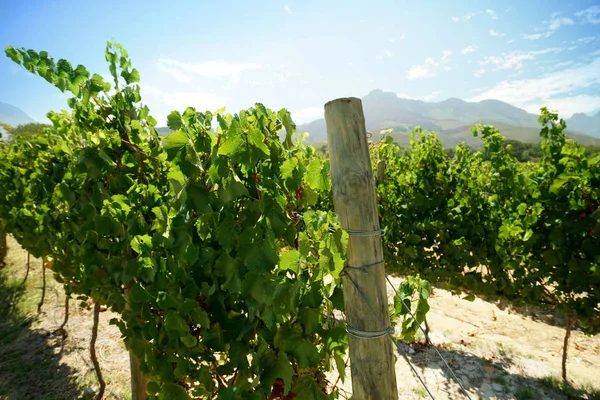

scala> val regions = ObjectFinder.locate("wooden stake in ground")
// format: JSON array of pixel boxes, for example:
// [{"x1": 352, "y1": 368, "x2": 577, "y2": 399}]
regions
[
  {"x1": 0, "y1": 222, "x2": 6, "y2": 268},
  {"x1": 125, "y1": 286, "x2": 150, "y2": 400},
  {"x1": 37, "y1": 258, "x2": 46, "y2": 314},
  {"x1": 325, "y1": 97, "x2": 399, "y2": 400}
]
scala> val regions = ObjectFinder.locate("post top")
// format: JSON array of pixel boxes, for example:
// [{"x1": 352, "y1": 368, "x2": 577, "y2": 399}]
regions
[{"x1": 324, "y1": 97, "x2": 362, "y2": 109}]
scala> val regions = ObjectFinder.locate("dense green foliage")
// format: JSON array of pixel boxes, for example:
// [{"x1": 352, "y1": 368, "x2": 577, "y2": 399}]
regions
[
  {"x1": 374, "y1": 112, "x2": 600, "y2": 336},
  {"x1": 0, "y1": 42, "x2": 358, "y2": 399},
  {"x1": 2, "y1": 40, "x2": 598, "y2": 398}
]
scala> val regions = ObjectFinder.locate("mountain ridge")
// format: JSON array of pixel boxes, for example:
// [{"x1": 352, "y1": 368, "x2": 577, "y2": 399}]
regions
[
  {"x1": 296, "y1": 89, "x2": 600, "y2": 147},
  {"x1": 0, "y1": 101, "x2": 36, "y2": 127}
]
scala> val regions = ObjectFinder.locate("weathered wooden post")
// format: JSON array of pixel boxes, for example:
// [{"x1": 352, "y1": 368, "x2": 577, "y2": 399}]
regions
[
  {"x1": 124, "y1": 287, "x2": 150, "y2": 400},
  {"x1": 324, "y1": 97, "x2": 398, "y2": 399},
  {"x1": 0, "y1": 221, "x2": 7, "y2": 267}
]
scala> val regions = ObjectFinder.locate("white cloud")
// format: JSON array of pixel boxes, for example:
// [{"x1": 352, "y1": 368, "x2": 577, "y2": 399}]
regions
[
  {"x1": 486, "y1": 9, "x2": 498, "y2": 20},
  {"x1": 444, "y1": 65, "x2": 454, "y2": 71},
  {"x1": 441, "y1": 50, "x2": 453, "y2": 62},
  {"x1": 400, "y1": 33, "x2": 406, "y2": 40},
  {"x1": 291, "y1": 106, "x2": 323, "y2": 124},
  {"x1": 141, "y1": 85, "x2": 229, "y2": 125},
  {"x1": 522, "y1": 12, "x2": 574, "y2": 40},
  {"x1": 396, "y1": 91, "x2": 441, "y2": 102},
  {"x1": 474, "y1": 68, "x2": 486, "y2": 77},
  {"x1": 522, "y1": 33, "x2": 545, "y2": 40},
  {"x1": 489, "y1": 29, "x2": 506, "y2": 37},
  {"x1": 406, "y1": 58, "x2": 439, "y2": 80},
  {"x1": 546, "y1": 13, "x2": 574, "y2": 30},
  {"x1": 507, "y1": 39, "x2": 515, "y2": 44},
  {"x1": 277, "y1": 70, "x2": 303, "y2": 82},
  {"x1": 376, "y1": 50, "x2": 395, "y2": 60},
  {"x1": 574, "y1": 36, "x2": 597, "y2": 44},
  {"x1": 157, "y1": 64, "x2": 193, "y2": 83},
  {"x1": 468, "y1": 56, "x2": 600, "y2": 118},
  {"x1": 157, "y1": 59, "x2": 261, "y2": 80},
  {"x1": 452, "y1": 11, "x2": 481, "y2": 22},
  {"x1": 461, "y1": 45, "x2": 477, "y2": 54},
  {"x1": 284, "y1": 5, "x2": 292, "y2": 14},
  {"x1": 575, "y1": 5, "x2": 600, "y2": 24},
  {"x1": 249, "y1": 80, "x2": 273, "y2": 87},
  {"x1": 479, "y1": 48, "x2": 563, "y2": 72}
]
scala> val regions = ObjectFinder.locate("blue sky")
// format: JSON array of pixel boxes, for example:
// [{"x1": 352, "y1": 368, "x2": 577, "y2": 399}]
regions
[{"x1": 1, "y1": 0, "x2": 600, "y2": 125}]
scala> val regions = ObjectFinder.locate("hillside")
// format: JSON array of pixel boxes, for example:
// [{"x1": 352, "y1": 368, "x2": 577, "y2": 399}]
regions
[
  {"x1": 567, "y1": 111, "x2": 600, "y2": 138},
  {"x1": 0, "y1": 101, "x2": 35, "y2": 127},
  {"x1": 297, "y1": 90, "x2": 600, "y2": 148}
]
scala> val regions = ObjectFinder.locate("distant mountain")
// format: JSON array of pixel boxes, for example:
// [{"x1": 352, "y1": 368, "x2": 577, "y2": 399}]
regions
[
  {"x1": 156, "y1": 127, "x2": 173, "y2": 136},
  {"x1": 0, "y1": 101, "x2": 35, "y2": 127},
  {"x1": 567, "y1": 112, "x2": 600, "y2": 138},
  {"x1": 296, "y1": 89, "x2": 600, "y2": 148}
]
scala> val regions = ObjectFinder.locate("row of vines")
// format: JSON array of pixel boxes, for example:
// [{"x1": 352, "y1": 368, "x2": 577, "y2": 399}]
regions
[
  {"x1": 374, "y1": 113, "x2": 600, "y2": 380},
  {"x1": 0, "y1": 39, "x2": 598, "y2": 399},
  {"x1": 0, "y1": 43, "x2": 357, "y2": 400}
]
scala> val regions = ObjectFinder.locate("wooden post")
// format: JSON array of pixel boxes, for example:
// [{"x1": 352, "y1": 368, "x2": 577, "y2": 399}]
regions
[
  {"x1": 124, "y1": 287, "x2": 150, "y2": 400},
  {"x1": 325, "y1": 97, "x2": 398, "y2": 400},
  {"x1": 0, "y1": 221, "x2": 7, "y2": 267}
]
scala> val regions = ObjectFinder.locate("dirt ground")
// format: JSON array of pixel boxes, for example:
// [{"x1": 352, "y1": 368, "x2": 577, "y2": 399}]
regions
[{"x1": 1, "y1": 235, "x2": 599, "y2": 400}]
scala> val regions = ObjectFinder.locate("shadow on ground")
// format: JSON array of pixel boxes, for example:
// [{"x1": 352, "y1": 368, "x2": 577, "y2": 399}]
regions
[
  {"x1": 400, "y1": 340, "x2": 600, "y2": 400},
  {"x1": 0, "y1": 266, "x2": 80, "y2": 400}
]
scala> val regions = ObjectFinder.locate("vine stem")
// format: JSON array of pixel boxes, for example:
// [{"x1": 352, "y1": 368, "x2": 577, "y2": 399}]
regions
[
  {"x1": 91, "y1": 301, "x2": 106, "y2": 399},
  {"x1": 562, "y1": 313, "x2": 577, "y2": 383},
  {"x1": 22, "y1": 252, "x2": 30, "y2": 285},
  {"x1": 54, "y1": 295, "x2": 70, "y2": 339},
  {"x1": 37, "y1": 258, "x2": 46, "y2": 314},
  {"x1": 330, "y1": 356, "x2": 349, "y2": 393}
]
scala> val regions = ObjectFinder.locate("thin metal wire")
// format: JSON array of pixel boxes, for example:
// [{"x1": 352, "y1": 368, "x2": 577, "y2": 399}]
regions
[
  {"x1": 385, "y1": 275, "x2": 473, "y2": 400},
  {"x1": 345, "y1": 260, "x2": 385, "y2": 274},
  {"x1": 343, "y1": 271, "x2": 436, "y2": 400},
  {"x1": 346, "y1": 323, "x2": 394, "y2": 339},
  {"x1": 343, "y1": 228, "x2": 386, "y2": 237}
]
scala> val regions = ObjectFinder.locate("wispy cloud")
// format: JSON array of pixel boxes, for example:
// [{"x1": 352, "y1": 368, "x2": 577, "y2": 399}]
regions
[
  {"x1": 522, "y1": 12, "x2": 574, "y2": 40},
  {"x1": 574, "y1": 36, "x2": 597, "y2": 44},
  {"x1": 376, "y1": 50, "x2": 395, "y2": 60},
  {"x1": 142, "y1": 85, "x2": 229, "y2": 125},
  {"x1": 452, "y1": 11, "x2": 478, "y2": 22},
  {"x1": 469, "y1": 55, "x2": 600, "y2": 118},
  {"x1": 486, "y1": 9, "x2": 498, "y2": 20},
  {"x1": 397, "y1": 91, "x2": 441, "y2": 102},
  {"x1": 461, "y1": 45, "x2": 477, "y2": 54},
  {"x1": 157, "y1": 64, "x2": 193, "y2": 83},
  {"x1": 291, "y1": 106, "x2": 323, "y2": 124},
  {"x1": 479, "y1": 48, "x2": 563, "y2": 72},
  {"x1": 157, "y1": 59, "x2": 261, "y2": 83},
  {"x1": 388, "y1": 33, "x2": 405, "y2": 43},
  {"x1": 522, "y1": 33, "x2": 545, "y2": 40},
  {"x1": 441, "y1": 50, "x2": 453, "y2": 62},
  {"x1": 546, "y1": 13, "x2": 574, "y2": 30},
  {"x1": 453, "y1": 9, "x2": 497, "y2": 22},
  {"x1": 489, "y1": 29, "x2": 506, "y2": 37},
  {"x1": 249, "y1": 80, "x2": 273, "y2": 87},
  {"x1": 284, "y1": 5, "x2": 292, "y2": 14},
  {"x1": 507, "y1": 39, "x2": 515, "y2": 44},
  {"x1": 407, "y1": 58, "x2": 439, "y2": 80},
  {"x1": 407, "y1": 50, "x2": 453, "y2": 79},
  {"x1": 474, "y1": 68, "x2": 486, "y2": 77},
  {"x1": 575, "y1": 5, "x2": 600, "y2": 24}
]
